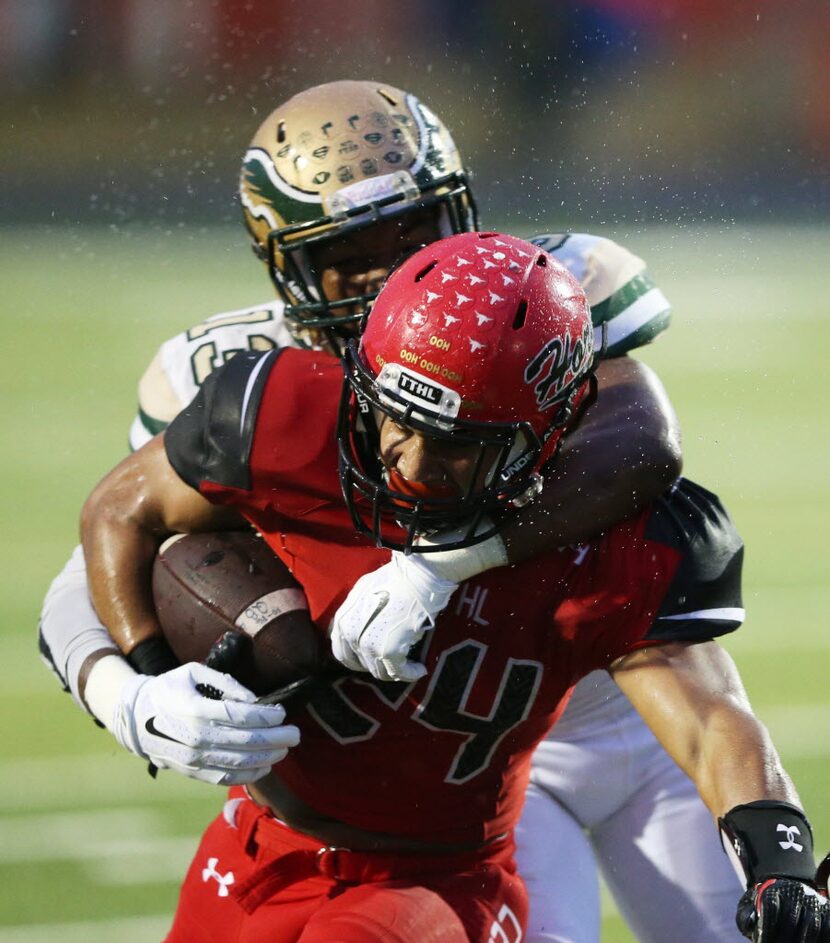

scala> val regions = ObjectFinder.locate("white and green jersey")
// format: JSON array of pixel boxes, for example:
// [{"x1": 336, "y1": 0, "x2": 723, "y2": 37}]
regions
[
  {"x1": 129, "y1": 300, "x2": 295, "y2": 450},
  {"x1": 129, "y1": 233, "x2": 671, "y2": 449},
  {"x1": 531, "y1": 232, "x2": 671, "y2": 357}
]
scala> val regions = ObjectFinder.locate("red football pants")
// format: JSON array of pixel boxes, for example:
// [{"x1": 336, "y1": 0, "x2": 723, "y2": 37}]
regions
[{"x1": 165, "y1": 794, "x2": 527, "y2": 943}]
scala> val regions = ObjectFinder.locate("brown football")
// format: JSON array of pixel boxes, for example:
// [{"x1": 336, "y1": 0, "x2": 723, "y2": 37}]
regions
[{"x1": 152, "y1": 530, "x2": 324, "y2": 697}]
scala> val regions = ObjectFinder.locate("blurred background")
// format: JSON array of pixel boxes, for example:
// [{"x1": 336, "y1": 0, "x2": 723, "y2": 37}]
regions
[
  {"x1": 2, "y1": 0, "x2": 828, "y2": 227},
  {"x1": 2, "y1": 1, "x2": 828, "y2": 941}
]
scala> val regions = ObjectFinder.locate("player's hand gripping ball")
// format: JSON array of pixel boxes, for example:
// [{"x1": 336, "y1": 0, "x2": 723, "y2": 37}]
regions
[{"x1": 152, "y1": 531, "x2": 323, "y2": 698}]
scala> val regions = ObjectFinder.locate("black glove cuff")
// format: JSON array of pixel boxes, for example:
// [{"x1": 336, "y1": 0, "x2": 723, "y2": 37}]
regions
[
  {"x1": 126, "y1": 637, "x2": 179, "y2": 676},
  {"x1": 719, "y1": 800, "x2": 816, "y2": 887}
]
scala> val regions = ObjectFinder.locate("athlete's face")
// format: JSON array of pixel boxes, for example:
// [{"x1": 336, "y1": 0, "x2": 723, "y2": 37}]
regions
[
  {"x1": 377, "y1": 415, "x2": 497, "y2": 501},
  {"x1": 309, "y1": 206, "x2": 446, "y2": 325}
]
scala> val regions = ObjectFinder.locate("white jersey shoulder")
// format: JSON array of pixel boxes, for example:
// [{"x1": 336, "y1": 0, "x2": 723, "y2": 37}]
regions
[
  {"x1": 129, "y1": 299, "x2": 296, "y2": 450},
  {"x1": 530, "y1": 232, "x2": 671, "y2": 357}
]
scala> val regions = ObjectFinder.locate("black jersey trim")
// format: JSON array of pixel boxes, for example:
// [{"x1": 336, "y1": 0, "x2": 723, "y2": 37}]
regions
[
  {"x1": 643, "y1": 478, "x2": 745, "y2": 643},
  {"x1": 165, "y1": 349, "x2": 283, "y2": 492}
]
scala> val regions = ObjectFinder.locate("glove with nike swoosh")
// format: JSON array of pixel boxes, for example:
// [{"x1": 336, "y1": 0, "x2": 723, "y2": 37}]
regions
[
  {"x1": 91, "y1": 658, "x2": 300, "y2": 786},
  {"x1": 330, "y1": 551, "x2": 458, "y2": 682},
  {"x1": 720, "y1": 801, "x2": 830, "y2": 941}
]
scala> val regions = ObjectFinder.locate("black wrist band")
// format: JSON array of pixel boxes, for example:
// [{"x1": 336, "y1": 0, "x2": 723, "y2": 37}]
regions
[
  {"x1": 126, "y1": 637, "x2": 180, "y2": 676},
  {"x1": 719, "y1": 800, "x2": 816, "y2": 887}
]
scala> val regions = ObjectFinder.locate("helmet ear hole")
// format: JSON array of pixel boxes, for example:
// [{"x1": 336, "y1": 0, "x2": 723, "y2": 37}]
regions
[
  {"x1": 535, "y1": 253, "x2": 548, "y2": 267},
  {"x1": 414, "y1": 260, "x2": 439, "y2": 282},
  {"x1": 377, "y1": 88, "x2": 399, "y2": 107},
  {"x1": 512, "y1": 300, "x2": 528, "y2": 330}
]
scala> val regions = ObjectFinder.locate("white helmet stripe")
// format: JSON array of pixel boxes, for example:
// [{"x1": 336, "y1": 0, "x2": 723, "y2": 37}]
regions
[
  {"x1": 239, "y1": 187, "x2": 277, "y2": 230},
  {"x1": 405, "y1": 94, "x2": 435, "y2": 177}
]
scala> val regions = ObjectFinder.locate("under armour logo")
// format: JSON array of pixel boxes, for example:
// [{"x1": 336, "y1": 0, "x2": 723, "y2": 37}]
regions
[
  {"x1": 489, "y1": 903, "x2": 522, "y2": 943},
  {"x1": 202, "y1": 856, "x2": 235, "y2": 896},
  {"x1": 777, "y1": 824, "x2": 804, "y2": 852}
]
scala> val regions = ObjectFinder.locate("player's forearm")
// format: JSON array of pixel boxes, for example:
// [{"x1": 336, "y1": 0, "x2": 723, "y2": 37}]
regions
[
  {"x1": 80, "y1": 436, "x2": 242, "y2": 657},
  {"x1": 81, "y1": 498, "x2": 164, "y2": 655},
  {"x1": 690, "y1": 702, "x2": 800, "y2": 819},
  {"x1": 80, "y1": 455, "x2": 170, "y2": 656},
  {"x1": 613, "y1": 641, "x2": 800, "y2": 819},
  {"x1": 501, "y1": 357, "x2": 682, "y2": 563}
]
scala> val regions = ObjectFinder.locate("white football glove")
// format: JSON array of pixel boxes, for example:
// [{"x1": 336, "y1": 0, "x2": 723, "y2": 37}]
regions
[
  {"x1": 88, "y1": 657, "x2": 300, "y2": 786},
  {"x1": 330, "y1": 551, "x2": 459, "y2": 682}
]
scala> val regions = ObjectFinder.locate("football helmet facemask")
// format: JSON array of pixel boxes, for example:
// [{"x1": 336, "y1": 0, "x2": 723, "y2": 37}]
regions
[
  {"x1": 240, "y1": 80, "x2": 478, "y2": 345},
  {"x1": 338, "y1": 232, "x2": 597, "y2": 552}
]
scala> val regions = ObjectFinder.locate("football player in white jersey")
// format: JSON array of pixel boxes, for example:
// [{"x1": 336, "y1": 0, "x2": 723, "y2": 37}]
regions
[{"x1": 40, "y1": 81, "x2": 746, "y2": 942}]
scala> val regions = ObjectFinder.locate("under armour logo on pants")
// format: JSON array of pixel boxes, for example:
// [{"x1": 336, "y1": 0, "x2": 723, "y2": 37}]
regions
[
  {"x1": 202, "y1": 856, "x2": 235, "y2": 896},
  {"x1": 489, "y1": 904, "x2": 522, "y2": 943}
]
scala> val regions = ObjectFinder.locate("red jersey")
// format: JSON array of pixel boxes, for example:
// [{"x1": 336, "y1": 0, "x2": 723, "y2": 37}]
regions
[{"x1": 165, "y1": 348, "x2": 744, "y2": 846}]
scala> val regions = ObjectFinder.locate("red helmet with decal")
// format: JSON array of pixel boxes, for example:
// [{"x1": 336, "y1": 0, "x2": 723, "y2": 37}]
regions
[{"x1": 337, "y1": 231, "x2": 596, "y2": 552}]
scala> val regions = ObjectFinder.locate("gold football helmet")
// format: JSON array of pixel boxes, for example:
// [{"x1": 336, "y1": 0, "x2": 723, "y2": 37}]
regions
[{"x1": 239, "y1": 80, "x2": 478, "y2": 338}]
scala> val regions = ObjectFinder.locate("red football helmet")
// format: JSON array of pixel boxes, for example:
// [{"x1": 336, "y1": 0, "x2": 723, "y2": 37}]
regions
[{"x1": 338, "y1": 231, "x2": 597, "y2": 552}]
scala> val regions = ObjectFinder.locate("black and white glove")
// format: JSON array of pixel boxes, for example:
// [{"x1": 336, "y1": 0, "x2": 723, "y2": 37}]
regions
[
  {"x1": 85, "y1": 656, "x2": 300, "y2": 786},
  {"x1": 736, "y1": 878, "x2": 830, "y2": 941},
  {"x1": 330, "y1": 528, "x2": 508, "y2": 683},
  {"x1": 721, "y1": 801, "x2": 830, "y2": 941},
  {"x1": 330, "y1": 552, "x2": 458, "y2": 682}
]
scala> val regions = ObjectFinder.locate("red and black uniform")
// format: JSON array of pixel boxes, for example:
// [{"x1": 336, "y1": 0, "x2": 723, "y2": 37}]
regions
[{"x1": 163, "y1": 348, "x2": 744, "y2": 943}]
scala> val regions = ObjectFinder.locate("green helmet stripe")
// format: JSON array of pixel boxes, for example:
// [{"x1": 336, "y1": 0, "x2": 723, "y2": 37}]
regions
[{"x1": 241, "y1": 149, "x2": 323, "y2": 228}]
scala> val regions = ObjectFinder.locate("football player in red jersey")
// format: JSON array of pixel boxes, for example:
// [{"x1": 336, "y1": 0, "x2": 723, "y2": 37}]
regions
[
  {"x1": 40, "y1": 81, "x2": 746, "y2": 943},
  {"x1": 79, "y1": 234, "x2": 830, "y2": 943}
]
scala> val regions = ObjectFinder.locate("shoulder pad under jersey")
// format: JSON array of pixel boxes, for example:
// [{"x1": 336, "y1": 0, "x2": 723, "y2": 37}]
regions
[
  {"x1": 165, "y1": 348, "x2": 283, "y2": 493},
  {"x1": 644, "y1": 477, "x2": 745, "y2": 643},
  {"x1": 129, "y1": 299, "x2": 295, "y2": 450},
  {"x1": 530, "y1": 233, "x2": 671, "y2": 358}
]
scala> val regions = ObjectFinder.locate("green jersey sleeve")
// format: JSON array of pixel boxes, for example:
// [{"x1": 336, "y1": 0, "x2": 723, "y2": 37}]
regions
[{"x1": 530, "y1": 232, "x2": 672, "y2": 358}]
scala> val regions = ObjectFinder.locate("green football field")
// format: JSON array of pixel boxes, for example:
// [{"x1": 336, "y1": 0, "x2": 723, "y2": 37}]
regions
[{"x1": 2, "y1": 224, "x2": 828, "y2": 941}]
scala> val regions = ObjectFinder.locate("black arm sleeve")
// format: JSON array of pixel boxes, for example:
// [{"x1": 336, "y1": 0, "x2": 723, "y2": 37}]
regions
[
  {"x1": 164, "y1": 349, "x2": 282, "y2": 492},
  {"x1": 644, "y1": 477, "x2": 745, "y2": 643}
]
